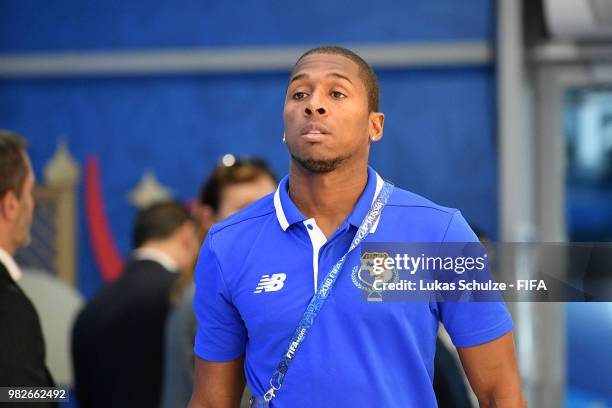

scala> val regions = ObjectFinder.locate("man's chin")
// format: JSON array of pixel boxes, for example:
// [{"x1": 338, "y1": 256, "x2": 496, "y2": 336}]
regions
[
  {"x1": 291, "y1": 154, "x2": 348, "y2": 174},
  {"x1": 20, "y1": 232, "x2": 32, "y2": 249}
]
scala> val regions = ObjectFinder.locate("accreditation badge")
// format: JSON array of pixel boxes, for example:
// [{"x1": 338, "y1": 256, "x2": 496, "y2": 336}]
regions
[
  {"x1": 249, "y1": 396, "x2": 270, "y2": 407},
  {"x1": 351, "y1": 252, "x2": 399, "y2": 302}
]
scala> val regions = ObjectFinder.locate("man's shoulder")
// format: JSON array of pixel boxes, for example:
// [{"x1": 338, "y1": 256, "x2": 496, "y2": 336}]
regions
[
  {"x1": 0, "y1": 280, "x2": 29, "y2": 309},
  {"x1": 0, "y1": 265, "x2": 32, "y2": 312},
  {"x1": 208, "y1": 192, "x2": 276, "y2": 238},
  {"x1": 88, "y1": 260, "x2": 176, "y2": 304},
  {"x1": 124, "y1": 259, "x2": 176, "y2": 278},
  {"x1": 0, "y1": 280, "x2": 41, "y2": 332},
  {"x1": 388, "y1": 186, "x2": 457, "y2": 216},
  {"x1": 384, "y1": 186, "x2": 478, "y2": 242}
]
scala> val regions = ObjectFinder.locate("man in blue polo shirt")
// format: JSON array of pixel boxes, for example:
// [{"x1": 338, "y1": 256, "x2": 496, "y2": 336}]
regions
[{"x1": 189, "y1": 46, "x2": 525, "y2": 408}]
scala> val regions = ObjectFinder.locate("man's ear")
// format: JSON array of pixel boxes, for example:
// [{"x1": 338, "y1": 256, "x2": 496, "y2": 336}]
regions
[
  {"x1": 192, "y1": 203, "x2": 216, "y2": 236},
  {"x1": 369, "y1": 112, "x2": 385, "y2": 142},
  {"x1": 0, "y1": 191, "x2": 19, "y2": 222},
  {"x1": 178, "y1": 221, "x2": 198, "y2": 250}
]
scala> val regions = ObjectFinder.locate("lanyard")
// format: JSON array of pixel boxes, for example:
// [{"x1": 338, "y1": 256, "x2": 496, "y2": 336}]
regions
[{"x1": 263, "y1": 181, "x2": 394, "y2": 403}]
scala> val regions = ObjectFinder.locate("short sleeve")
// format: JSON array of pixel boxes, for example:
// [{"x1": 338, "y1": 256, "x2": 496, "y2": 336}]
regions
[
  {"x1": 193, "y1": 233, "x2": 247, "y2": 361},
  {"x1": 438, "y1": 211, "x2": 514, "y2": 348}
]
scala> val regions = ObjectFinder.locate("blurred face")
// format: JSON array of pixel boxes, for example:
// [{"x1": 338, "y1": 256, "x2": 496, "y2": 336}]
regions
[
  {"x1": 284, "y1": 53, "x2": 383, "y2": 173},
  {"x1": 215, "y1": 175, "x2": 277, "y2": 221},
  {"x1": 14, "y1": 156, "x2": 35, "y2": 249},
  {"x1": 177, "y1": 220, "x2": 200, "y2": 273}
]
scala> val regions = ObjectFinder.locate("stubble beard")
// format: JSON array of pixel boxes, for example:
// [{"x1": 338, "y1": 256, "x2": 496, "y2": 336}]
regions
[{"x1": 290, "y1": 152, "x2": 352, "y2": 174}]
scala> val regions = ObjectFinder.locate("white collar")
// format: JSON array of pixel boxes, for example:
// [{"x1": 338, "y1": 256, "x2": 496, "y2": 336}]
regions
[
  {"x1": 131, "y1": 247, "x2": 179, "y2": 273},
  {"x1": 273, "y1": 170, "x2": 384, "y2": 233},
  {"x1": 0, "y1": 246, "x2": 23, "y2": 282}
]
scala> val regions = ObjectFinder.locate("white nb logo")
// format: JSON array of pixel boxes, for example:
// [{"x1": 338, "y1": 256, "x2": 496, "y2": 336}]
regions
[{"x1": 254, "y1": 273, "x2": 286, "y2": 294}]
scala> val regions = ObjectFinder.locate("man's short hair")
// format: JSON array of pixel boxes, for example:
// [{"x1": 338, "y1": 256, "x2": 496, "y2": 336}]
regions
[
  {"x1": 0, "y1": 130, "x2": 29, "y2": 200},
  {"x1": 132, "y1": 201, "x2": 193, "y2": 248},
  {"x1": 292, "y1": 45, "x2": 380, "y2": 112},
  {"x1": 198, "y1": 157, "x2": 277, "y2": 213}
]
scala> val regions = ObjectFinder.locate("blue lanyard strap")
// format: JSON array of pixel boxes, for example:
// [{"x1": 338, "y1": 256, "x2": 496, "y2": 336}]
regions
[{"x1": 263, "y1": 181, "x2": 394, "y2": 403}]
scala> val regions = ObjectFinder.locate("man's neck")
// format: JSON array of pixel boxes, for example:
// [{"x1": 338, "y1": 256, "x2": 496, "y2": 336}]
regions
[
  {"x1": 288, "y1": 161, "x2": 368, "y2": 238},
  {"x1": 0, "y1": 232, "x2": 16, "y2": 256},
  {"x1": 0, "y1": 243, "x2": 22, "y2": 282},
  {"x1": 133, "y1": 243, "x2": 179, "y2": 272}
]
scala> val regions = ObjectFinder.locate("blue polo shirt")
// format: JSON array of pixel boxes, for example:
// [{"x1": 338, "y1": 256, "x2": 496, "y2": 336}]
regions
[{"x1": 194, "y1": 166, "x2": 513, "y2": 407}]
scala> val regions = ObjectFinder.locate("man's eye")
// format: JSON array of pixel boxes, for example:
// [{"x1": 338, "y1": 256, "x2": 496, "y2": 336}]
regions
[
  {"x1": 293, "y1": 92, "x2": 308, "y2": 100},
  {"x1": 330, "y1": 91, "x2": 346, "y2": 99}
]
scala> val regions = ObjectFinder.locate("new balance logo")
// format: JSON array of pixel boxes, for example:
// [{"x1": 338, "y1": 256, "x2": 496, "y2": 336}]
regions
[{"x1": 254, "y1": 273, "x2": 286, "y2": 294}]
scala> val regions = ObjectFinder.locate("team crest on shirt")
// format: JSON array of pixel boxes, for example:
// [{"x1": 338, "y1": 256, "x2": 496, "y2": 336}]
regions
[
  {"x1": 351, "y1": 252, "x2": 399, "y2": 302},
  {"x1": 254, "y1": 273, "x2": 287, "y2": 294}
]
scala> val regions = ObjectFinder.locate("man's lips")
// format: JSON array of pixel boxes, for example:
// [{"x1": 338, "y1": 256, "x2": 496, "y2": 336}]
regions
[{"x1": 300, "y1": 123, "x2": 331, "y2": 141}]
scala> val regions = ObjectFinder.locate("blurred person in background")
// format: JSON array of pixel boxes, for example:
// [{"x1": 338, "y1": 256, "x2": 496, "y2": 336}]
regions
[
  {"x1": 0, "y1": 130, "x2": 56, "y2": 407},
  {"x1": 161, "y1": 157, "x2": 276, "y2": 408},
  {"x1": 71, "y1": 201, "x2": 199, "y2": 408},
  {"x1": 191, "y1": 157, "x2": 278, "y2": 242}
]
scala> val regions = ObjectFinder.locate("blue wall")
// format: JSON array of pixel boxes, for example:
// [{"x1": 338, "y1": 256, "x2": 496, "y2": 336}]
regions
[
  {"x1": 0, "y1": 0, "x2": 497, "y2": 297},
  {"x1": 0, "y1": 0, "x2": 493, "y2": 51}
]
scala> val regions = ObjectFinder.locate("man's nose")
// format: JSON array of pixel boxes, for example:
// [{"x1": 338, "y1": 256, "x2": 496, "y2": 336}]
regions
[{"x1": 304, "y1": 92, "x2": 327, "y2": 116}]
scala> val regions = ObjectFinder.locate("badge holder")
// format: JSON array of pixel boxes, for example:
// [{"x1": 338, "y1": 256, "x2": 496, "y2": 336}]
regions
[{"x1": 252, "y1": 182, "x2": 393, "y2": 407}]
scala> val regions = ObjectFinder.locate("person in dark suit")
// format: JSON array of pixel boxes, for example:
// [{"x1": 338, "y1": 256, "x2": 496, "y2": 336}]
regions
[
  {"x1": 72, "y1": 201, "x2": 199, "y2": 408},
  {"x1": 0, "y1": 130, "x2": 56, "y2": 407}
]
